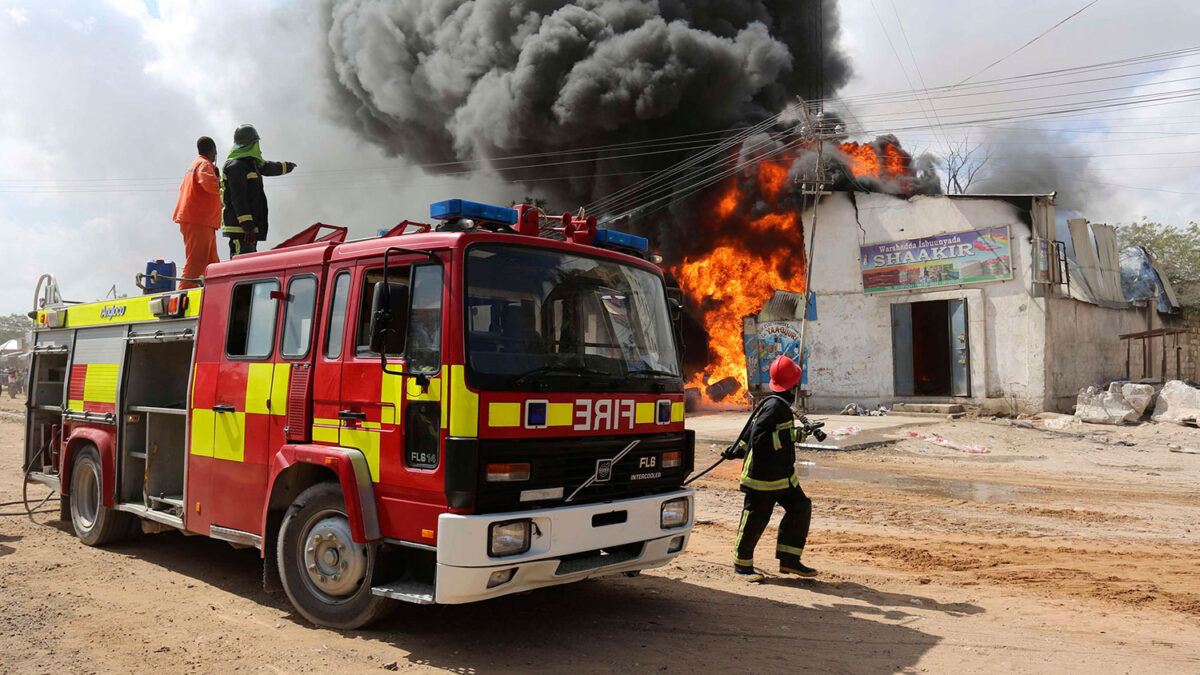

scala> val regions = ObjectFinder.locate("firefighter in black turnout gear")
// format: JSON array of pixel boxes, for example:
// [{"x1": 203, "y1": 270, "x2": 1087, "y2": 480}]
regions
[
  {"x1": 722, "y1": 355, "x2": 818, "y2": 581},
  {"x1": 221, "y1": 124, "x2": 297, "y2": 256}
]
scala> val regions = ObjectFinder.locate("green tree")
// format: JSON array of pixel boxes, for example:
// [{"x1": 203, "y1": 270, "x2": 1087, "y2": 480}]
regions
[
  {"x1": 1116, "y1": 220, "x2": 1200, "y2": 314},
  {"x1": 0, "y1": 313, "x2": 32, "y2": 342}
]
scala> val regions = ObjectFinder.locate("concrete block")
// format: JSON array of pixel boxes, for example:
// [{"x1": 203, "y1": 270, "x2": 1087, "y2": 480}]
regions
[
  {"x1": 1074, "y1": 385, "x2": 1138, "y2": 424},
  {"x1": 1151, "y1": 380, "x2": 1200, "y2": 426},
  {"x1": 1111, "y1": 382, "x2": 1156, "y2": 416}
]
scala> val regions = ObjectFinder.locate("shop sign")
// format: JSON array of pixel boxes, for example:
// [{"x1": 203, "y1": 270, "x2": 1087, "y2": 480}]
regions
[{"x1": 860, "y1": 226, "x2": 1012, "y2": 293}]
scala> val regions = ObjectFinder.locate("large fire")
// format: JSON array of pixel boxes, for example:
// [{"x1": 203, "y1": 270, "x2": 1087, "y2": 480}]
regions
[{"x1": 670, "y1": 136, "x2": 922, "y2": 406}]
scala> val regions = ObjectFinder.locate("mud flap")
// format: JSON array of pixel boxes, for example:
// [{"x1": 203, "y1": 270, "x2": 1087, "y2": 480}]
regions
[{"x1": 262, "y1": 510, "x2": 283, "y2": 593}]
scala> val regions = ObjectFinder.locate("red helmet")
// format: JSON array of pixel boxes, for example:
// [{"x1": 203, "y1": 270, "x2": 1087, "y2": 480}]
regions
[{"x1": 768, "y1": 355, "x2": 802, "y2": 392}]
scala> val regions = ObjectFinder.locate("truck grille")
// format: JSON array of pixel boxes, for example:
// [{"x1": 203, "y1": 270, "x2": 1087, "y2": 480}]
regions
[{"x1": 474, "y1": 432, "x2": 692, "y2": 513}]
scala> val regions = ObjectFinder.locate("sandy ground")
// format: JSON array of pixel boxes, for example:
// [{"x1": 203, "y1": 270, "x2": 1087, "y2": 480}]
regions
[{"x1": 1, "y1": 393, "x2": 1199, "y2": 673}]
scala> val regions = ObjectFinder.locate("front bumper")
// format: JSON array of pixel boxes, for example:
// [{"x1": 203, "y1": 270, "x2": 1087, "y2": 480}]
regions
[{"x1": 432, "y1": 489, "x2": 693, "y2": 604}]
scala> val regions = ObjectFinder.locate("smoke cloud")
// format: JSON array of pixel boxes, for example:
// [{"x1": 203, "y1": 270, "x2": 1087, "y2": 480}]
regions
[
  {"x1": 323, "y1": 0, "x2": 851, "y2": 209},
  {"x1": 969, "y1": 126, "x2": 1100, "y2": 213}
]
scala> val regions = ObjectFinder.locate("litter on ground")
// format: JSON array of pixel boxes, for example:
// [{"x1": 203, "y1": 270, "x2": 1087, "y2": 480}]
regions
[{"x1": 907, "y1": 430, "x2": 990, "y2": 454}]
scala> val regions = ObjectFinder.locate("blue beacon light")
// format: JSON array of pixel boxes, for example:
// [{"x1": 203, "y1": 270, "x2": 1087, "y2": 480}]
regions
[{"x1": 430, "y1": 199, "x2": 518, "y2": 225}]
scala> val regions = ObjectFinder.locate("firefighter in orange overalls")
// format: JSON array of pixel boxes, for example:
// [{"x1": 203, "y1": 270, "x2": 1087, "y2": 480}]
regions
[{"x1": 172, "y1": 136, "x2": 222, "y2": 289}]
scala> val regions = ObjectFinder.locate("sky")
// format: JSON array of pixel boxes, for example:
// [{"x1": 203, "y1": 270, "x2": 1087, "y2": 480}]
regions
[{"x1": 0, "y1": 0, "x2": 1197, "y2": 316}]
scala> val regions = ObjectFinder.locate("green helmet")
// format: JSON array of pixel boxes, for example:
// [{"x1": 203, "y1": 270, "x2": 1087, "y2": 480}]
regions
[{"x1": 233, "y1": 124, "x2": 260, "y2": 148}]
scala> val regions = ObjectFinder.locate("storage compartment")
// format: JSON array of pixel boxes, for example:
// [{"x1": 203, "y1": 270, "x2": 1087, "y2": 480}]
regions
[
  {"x1": 143, "y1": 410, "x2": 186, "y2": 509},
  {"x1": 124, "y1": 340, "x2": 192, "y2": 410},
  {"x1": 25, "y1": 409, "x2": 63, "y2": 475},
  {"x1": 120, "y1": 338, "x2": 192, "y2": 515},
  {"x1": 30, "y1": 352, "x2": 67, "y2": 409}
]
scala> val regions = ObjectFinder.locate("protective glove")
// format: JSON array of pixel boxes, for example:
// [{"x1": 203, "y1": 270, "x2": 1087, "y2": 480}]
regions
[{"x1": 721, "y1": 446, "x2": 740, "y2": 461}]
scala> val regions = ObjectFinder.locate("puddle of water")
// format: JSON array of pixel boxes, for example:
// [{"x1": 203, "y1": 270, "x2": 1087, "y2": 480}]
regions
[{"x1": 800, "y1": 463, "x2": 1040, "y2": 504}]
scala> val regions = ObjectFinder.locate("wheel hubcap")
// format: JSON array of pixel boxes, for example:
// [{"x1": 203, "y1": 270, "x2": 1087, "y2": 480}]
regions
[
  {"x1": 72, "y1": 460, "x2": 99, "y2": 529},
  {"x1": 301, "y1": 512, "x2": 366, "y2": 599}
]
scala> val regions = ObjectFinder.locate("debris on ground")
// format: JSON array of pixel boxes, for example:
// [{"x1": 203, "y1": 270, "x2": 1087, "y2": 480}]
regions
[
  {"x1": 1151, "y1": 380, "x2": 1200, "y2": 427},
  {"x1": 1075, "y1": 382, "x2": 1156, "y2": 425},
  {"x1": 1167, "y1": 444, "x2": 1200, "y2": 455},
  {"x1": 840, "y1": 403, "x2": 888, "y2": 416},
  {"x1": 828, "y1": 425, "x2": 861, "y2": 439},
  {"x1": 705, "y1": 377, "x2": 741, "y2": 403},
  {"x1": 907, "y1": 430, "x2": 990, "y2": 454}
]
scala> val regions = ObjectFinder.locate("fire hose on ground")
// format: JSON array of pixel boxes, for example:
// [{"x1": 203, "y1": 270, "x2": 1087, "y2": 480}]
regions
[{"x1": 683, "y1": 416, "x2": 827, "y2": 486}]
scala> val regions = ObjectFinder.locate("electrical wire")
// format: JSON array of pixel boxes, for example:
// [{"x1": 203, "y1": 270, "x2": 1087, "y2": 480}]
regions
[{"x1": 950, "y1": 0, "x2": 1102, "y2": 87}]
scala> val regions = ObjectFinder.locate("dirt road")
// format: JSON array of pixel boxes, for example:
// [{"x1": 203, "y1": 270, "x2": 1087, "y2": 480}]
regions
[{"x1": 2, "y1": 396, "x2": 1198, "y2": 673}]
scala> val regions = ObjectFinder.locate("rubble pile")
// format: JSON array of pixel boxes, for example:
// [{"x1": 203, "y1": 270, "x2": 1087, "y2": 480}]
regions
[
  {"x1": 1075, "y1": 382, "x2": 1156, "y2": 425},
  {"x1": 1074, "y1": 379, "x2": 1200, "y2": 426},
  {"x1": 1151, "y1": 380, "x2": 1200, "y2": 426}
]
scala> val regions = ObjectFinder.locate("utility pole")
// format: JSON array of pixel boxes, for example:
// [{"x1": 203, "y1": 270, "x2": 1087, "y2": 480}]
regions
[{"x1": 793, "y1": 96, "x2": 836, "y2": 411}]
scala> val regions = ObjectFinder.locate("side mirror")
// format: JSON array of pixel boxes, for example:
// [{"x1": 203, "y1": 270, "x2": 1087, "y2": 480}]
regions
[
  {"x1": 668, "y1": 297, "x2": 683, "y2": 322},
  {"x1": 368, "y1": 281, "x2": 408, "y2": 355}
]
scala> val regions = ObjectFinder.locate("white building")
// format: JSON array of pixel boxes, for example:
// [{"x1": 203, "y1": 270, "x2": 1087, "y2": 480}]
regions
[{"x1": 797, "y1": 192, "x2": 1190, "y2": 414}]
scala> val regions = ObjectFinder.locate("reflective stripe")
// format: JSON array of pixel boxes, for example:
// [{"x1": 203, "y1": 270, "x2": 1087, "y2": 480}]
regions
[
  {"x1": 223, "y1": 225, "x2": 245, "y2": 234},
  {"x1": 734, "y1": 509, "x2": 751, "y2": 562},
  {"x1": 734, "y1": 556, "x2": 754, "y2": 566},
  {"x1": 448, "y1": 365, "x2": 479, "y2": 437},
  {"x1": 246, "y1": 172, "x2": 259, "y2": 179},
  {"x1": 740, "y1": 472, "x2": 799, "y2": 491},
  {"x1": 237, "y1": 214, "x2": 254, "y2": 223},
  {"x1": 776, "y1": 544, "x2": 804, "y2": 556}
]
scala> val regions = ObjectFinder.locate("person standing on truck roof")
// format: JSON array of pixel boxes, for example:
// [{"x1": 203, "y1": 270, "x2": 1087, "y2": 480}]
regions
[
  {"x1": 722, "y1": 355, "x2": 818, "y2": 581},
  {"x1": 172, "y1": 136, "x2": 222, "y2": 289},
  {"x1": 221, "y1": 124, "x2": 297, "y2": 256}
]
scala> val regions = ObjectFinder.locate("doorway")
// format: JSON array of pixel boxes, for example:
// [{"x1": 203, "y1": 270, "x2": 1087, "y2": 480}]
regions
[{"x1": 890, "y1": 299, "x2": 970, "y2": 397}]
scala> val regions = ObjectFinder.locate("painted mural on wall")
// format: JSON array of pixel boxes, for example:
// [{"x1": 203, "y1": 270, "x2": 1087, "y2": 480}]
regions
[
  {"x1": 743, "y1": 320, "x2": 808, "y2": 389},
  {"x1": 860, "y1": 226, "x2": 1013, "y2": 293}
]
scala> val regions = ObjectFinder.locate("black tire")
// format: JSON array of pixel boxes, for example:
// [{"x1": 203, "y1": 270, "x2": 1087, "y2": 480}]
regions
[
  {"x1": 69, "y1": 446, "x2": 135, "y2": 546},
  {"x1": 277, "y1": 482, "x2": 394, "y2": 629}
]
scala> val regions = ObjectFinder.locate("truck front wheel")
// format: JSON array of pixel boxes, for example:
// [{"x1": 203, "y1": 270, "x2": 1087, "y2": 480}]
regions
[
  {"x1": 277, "y1": 482, "x2": 394, "y2": 629},
  {"x1": 69, "y1": 445, "x2": 134, "y2": 546}
]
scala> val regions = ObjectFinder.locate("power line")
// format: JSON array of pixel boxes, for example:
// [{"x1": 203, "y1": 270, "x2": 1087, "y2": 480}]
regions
[{"x1": 951, "y1": 0, "x2": 1102, "y2": 87}]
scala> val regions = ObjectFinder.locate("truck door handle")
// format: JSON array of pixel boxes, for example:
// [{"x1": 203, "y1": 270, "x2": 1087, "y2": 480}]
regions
[
  {"x1": 213, "y1": 404, "x2": 235, "y2": 413},
  {"x1": 338, "y1": 410, "x2": 367, "y2": 421}
]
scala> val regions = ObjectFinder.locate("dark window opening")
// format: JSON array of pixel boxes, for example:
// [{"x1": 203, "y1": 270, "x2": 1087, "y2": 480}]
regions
[
  {"x1": 324, "y1": 271, "x2": 351, "y2": 360},
  {"x1": 280, "y1": 275, "x2": 318, "y2": 359},
  {"x1": 405, "y1": 402, "x2": 440, "y2": 469},
  {"x1": 226, "y1": 280, "x2": 279, "y2": 359}
]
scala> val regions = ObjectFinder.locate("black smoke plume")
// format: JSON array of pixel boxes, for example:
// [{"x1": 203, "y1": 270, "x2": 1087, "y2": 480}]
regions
[{"x1": 323, "y1": 0, "x2": 851, "y2": 216}]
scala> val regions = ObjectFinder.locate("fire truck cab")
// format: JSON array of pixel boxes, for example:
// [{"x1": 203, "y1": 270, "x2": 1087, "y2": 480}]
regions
[{"x1": 24, "y1": 201, "x2": 694, "y2": 628}]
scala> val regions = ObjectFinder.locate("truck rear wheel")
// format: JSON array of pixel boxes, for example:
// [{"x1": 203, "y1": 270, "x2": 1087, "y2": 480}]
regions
[
  {"x1": 69, "y1": 446, "x2": 134, "y2": 546},
  {"x1": 277, "y1": 482, "x2": 394, "y2": 629}
]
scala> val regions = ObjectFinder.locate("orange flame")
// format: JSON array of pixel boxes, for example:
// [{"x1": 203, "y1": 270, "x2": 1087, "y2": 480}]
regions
[
  {"x1": 672, "y1": 178, "x2": 806, "y2": 406},
  {"x1": 669, "y1": 135, "x2": 920, "y2": 406}
]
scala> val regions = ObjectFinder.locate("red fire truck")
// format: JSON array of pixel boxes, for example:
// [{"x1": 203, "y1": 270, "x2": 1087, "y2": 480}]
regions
[{"x1": 23, "y1": 200, "x2": 693, "y2": 628}]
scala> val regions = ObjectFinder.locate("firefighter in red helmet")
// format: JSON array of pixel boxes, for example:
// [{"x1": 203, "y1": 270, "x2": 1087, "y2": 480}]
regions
[{"x1": 721, "y1": 355, "x2": 817, "y2": 581}]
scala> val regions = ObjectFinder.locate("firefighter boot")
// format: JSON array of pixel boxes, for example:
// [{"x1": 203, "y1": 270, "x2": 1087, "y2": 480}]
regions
[
  {"x1": 734, "y1": 564, "x2": 765, "y2": 582},
  {"x1": 779, "y1": 556, "x2": 818, "y2": 578}
]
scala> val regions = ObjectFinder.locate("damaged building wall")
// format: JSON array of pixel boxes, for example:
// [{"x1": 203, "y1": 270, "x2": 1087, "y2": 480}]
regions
[
  {"x1": 1042, "y1": 298, "x2": 1172, "y2": 411},
  {"x1": 800, "y1": 192, "x2": 1047, "y2": 412},
  {"x1": 798, "y1": 191, "x2": 1189, "y2": 413}
]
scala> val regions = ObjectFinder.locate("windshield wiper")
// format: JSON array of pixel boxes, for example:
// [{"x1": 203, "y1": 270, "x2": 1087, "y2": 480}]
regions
[
  {"x1": 512, "y1": 365, "x2": 616, "y2": 387},
  {"x1": 623, "y1": 367, "x2": 681, "y2": 380}
]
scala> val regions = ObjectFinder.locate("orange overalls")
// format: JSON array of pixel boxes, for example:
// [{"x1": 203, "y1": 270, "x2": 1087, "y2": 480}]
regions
[{"x1": 172, "y1": 155, "x2": 222, "y2": 289}]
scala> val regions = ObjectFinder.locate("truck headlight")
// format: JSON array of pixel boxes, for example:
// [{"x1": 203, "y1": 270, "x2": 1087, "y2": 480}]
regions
[
  {"x1": 488, "y1": 519, "x2": 531, "y2": 557},
  {"x1": 660, "y1": 497, "x2": 689, "y2": 529}
]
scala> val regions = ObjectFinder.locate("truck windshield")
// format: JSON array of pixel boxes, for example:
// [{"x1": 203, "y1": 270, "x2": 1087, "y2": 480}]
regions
[{"x1": 465, "y1": 244, "x2": 681, "y2": 391}]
